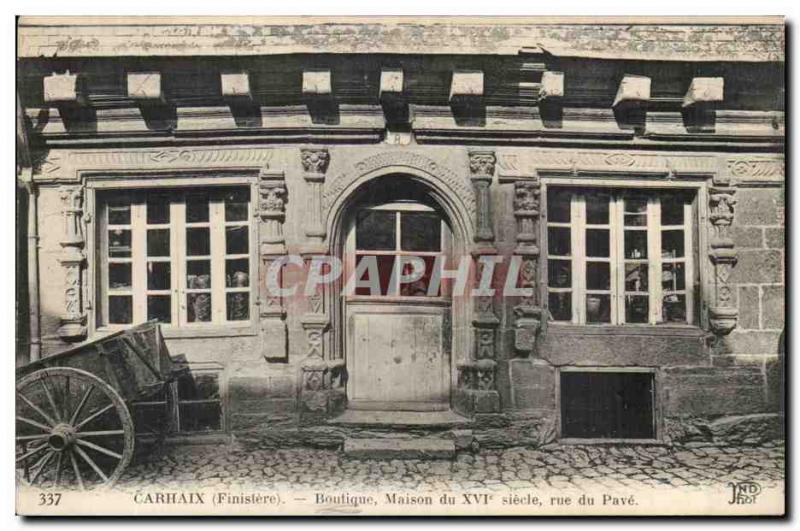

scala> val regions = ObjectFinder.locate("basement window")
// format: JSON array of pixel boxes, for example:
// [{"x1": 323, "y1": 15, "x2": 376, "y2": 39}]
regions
[{"x1": 560, "y1": 370, "x2": 655, "y2": 440}]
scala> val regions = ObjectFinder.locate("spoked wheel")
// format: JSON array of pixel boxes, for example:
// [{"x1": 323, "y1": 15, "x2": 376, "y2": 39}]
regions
[{"x1": 16, "y1": 368, "x2": 134, "y2": 490}]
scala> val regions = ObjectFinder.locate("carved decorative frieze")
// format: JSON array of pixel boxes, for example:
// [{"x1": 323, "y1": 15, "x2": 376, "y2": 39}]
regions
[
  {"x1": 708, "y1": 183, "x2": 739, "y2": 336},
  {"x1": 725, "y1": 157, "x2": 785, "y2": 183},
  {"x1": 57, "y1": 186, "x2": 87, "y2": 341}
]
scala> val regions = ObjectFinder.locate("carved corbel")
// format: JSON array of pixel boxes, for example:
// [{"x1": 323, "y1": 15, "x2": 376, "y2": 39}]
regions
[
  {"x1": 708, "y1": 180, "x2": 738, "y2": 335},
  {"x1": 300, "y1": 148, "x2": 330, "y2": 252},
  {"x1": 512, "y1": 178, "x2": 544, "y2": 356},
  {"x1": 57, "y1": 185, "x2": 87, "y2": 341}
]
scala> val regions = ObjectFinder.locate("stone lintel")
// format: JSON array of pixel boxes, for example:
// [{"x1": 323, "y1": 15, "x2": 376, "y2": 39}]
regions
[
  {"x1": 221, "y1": 72, "x2": 252, "y2": 99},
  {"x1": 43, "y1": 72, "x2": 78, "y2": 103},
  {"x1": 613, "y1": 74, "x2": 651, "y2": 107},
  {"x1": 683, "y1": 77, "x2": 724, "y2": 107},
  {"x1": 302, "y1": 69, "x2": 332, "y2": 96},
  {"x1": 126, "y1": 71, "x2": 162, "y2": 101},
  {"x1": 450, "y1": 70, "x2": 484, "y2": 100},
  {"x1": 539, "y1": 71, "x2": 564, "y2": 100}
]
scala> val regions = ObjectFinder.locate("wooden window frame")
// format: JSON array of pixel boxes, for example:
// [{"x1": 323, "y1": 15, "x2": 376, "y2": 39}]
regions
[
  {"x1": 87, "y1": 177, "x2": 258, "y2": 339},
  {"x1": 543, "y1": 183, "x2": 700, "y2": 327},
  {"x1": 345, "y1": 201, "x2": 452, "y2": 303}
]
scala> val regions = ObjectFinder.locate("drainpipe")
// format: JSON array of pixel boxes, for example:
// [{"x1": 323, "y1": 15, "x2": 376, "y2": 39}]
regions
[{"x1": 22, "y1": 169, "x2": 41, "y2": 362}]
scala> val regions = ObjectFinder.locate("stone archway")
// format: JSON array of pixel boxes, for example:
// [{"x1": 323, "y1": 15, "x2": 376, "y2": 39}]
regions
[{"x1": 323, "y1": 151, "x2": 476, "y2": 418}]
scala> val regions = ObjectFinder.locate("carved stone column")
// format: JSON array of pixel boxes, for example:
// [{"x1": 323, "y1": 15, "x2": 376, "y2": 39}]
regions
[
  {"x1": 300, "y1": 148, "x2": 330, "y2": 253},
  {"x1": 456, "y1": 150, "x2": 501, "y2": 415},
  {"x1": 468, "y1": 150, "x2": 496, "y2": 247},
  {"x1": 57, "y1": 186, "x2": 87, "y2": 341},
  {"x1": 257, "y1": 166, "x2": 288, "y2": 361},
  {"x1": 512, "y1": 179, "x2": 544, "y2": 356},
  {"x1": 708, "y1": 177, "x2": 738, "y2": 335}
]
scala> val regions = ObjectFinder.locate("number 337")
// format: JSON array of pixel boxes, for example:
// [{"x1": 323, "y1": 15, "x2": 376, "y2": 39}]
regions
[{"x1": 38, "y1": 493, "x2": 61, "y2": 506}]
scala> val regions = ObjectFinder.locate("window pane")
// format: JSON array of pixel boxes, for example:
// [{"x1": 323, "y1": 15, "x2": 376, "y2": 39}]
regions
[
  {"x1": 226, "y1": 293, "x2": 250, "y2": 321},
  {"x1": 586, "y1": 262, "x2": 610, "y2": 290},
  {"x1": 586, "y1": 294, "x2": 611, "y2": 323},
  {"x1": 108, "y1": 204, "x2": 131, "y2": 225},
  {"x1": 400, "y1": 212, "x2": 441, "y2": 252},
  {"x1": 187, "y1": 293, "x2": 212, "y2": 322},
  {"x1": 186, "y1": 195, "x2": 209, "y2": 223},
  {"x1": 179, "y1": 403, "x2": 222, "y2": 432},
  {"x1": 547, "y1": 189, "x2": 571, "y2": 223},
  {"x1": 225, "y1": 225, "x2": 249, "y2": 255},
  {"x1": 187, "y1": 227, "x2": 210, "y2": 256},
  {"x1": 548, "y1": 259, "x2": 571, "y2": 288},
  {"x1": 108, "y1": 229, "x2": 132, "y2": 258},
  {"x1": 356, "y1": 211, "x2": 396, "y2": 251},
  {"x1": 661, "y1": 230, "x2": 685, "y2": 259},
  {"x1": 625, "y1": 295, "x2": 649, "y2": 323},
  {"x1": 585, "y1": 191, "x2": 610, "y2": 224},
  {"x1": 661, "y1": 198, "x2": 685, "y2": 225},
  {"x1": 224, "y1": 189, "x2": 250, "y2": 222},
  {"x1": 586, "y1": 229, "x2": 609, "y2": 257},
  {"x1": 109, "y1": 262, "x2": 132, "y2": 289},
  {"x1": 662, "y1": 263, "x2": 686, "y2": 292},
  {"x1": 354, "y1": 255, "x2": 394, "y2": 296},
  {"x1": 226, "y1": 259, "x2": 249, "y2": 288},
  {"x1": 624, "y1": 198, "x2": 648, "y2": 226},
  {"x1": 663, "y1": 294, "x2": 687, "y2": 323},
  {"x1": 147, "y1": 295, "x2": 171, "y2": 323},
  {"x1": 186, "y1": 260, "x2": 211, "y2": 289},
  {"x1": 398, "y1": 256, "x2": 439, "y2": 297},
  {"x1": 109, "y1": 295, "x2": 132, "y2": 324},
  {"x1": 548, "y1": 292, "x2": 572, "y2": 321},
  {"x1": 625, "y1": 263, "x2": 649, "y2": 292},
  {"x1": 147, "y1": 229, "x2": 170, "y2": 257},
  {"x1": 146, "y1": 198, "x2": 170, "y2": 224},
  {"x1": 147, "y1": 261, "x2": 171, "y2": 290},
  {"x1": 624, "y1": 230, "x2": 648, "y2": 259},
  {"x1": 178, "y1": 372, "x2": 220, "y2": 400},
  {"x1": 548, "y1": 227, "x2": 571, "y2": 256}
]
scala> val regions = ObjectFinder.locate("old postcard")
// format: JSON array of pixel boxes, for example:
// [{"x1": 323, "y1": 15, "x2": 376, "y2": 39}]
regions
[{"x1": 15, "y1": 15, "x2": 785, "y2": 516}]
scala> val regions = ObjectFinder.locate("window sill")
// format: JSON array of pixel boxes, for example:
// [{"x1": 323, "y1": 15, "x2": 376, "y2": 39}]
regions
[
  {"x1": 559, "y1": 437, "x2": 664, "y2": 445},
  {"x1": 95, "y1": 324, "x2": 258, "y2": 340},
  {"x1": 547, "y1": 323, "x2": 706, "y2": 338}
]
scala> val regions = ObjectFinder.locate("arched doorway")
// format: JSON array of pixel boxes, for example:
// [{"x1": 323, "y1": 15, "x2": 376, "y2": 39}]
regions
[{"x1": 339, "y1": 176, "x2": 456, "y2": 412}]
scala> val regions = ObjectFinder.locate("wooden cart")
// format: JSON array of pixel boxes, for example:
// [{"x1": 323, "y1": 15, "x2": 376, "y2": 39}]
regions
[{"x1": 15, "y1": 321, "x2": 179, "y2": 489}]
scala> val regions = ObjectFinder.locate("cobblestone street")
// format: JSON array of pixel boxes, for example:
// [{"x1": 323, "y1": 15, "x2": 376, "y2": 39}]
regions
[{"x1": 116, "y1": 440, "x2": 784, "y2": 493}]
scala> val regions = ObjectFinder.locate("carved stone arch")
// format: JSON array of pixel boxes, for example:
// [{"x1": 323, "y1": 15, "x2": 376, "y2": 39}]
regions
[{"x1": 323, "y1": 151, "x2": 476, "y2": 250}]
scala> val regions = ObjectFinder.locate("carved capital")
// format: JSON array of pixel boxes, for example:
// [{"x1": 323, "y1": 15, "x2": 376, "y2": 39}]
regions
[
  {"x1": 301, "y1": 148, "x2": 330, "y2": 175},
  {"x1": 468, "y1": 150, "x2": 496, "y2": 179}
]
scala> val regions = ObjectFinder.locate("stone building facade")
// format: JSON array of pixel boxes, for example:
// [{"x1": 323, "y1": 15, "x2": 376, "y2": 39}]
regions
[{"x1": 16, "y1": 18, "x2": 785, "y2": 450}]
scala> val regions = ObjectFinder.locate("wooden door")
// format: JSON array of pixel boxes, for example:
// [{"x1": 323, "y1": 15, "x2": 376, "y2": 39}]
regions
[{"x1": 344, "y1": 202, "x2": 452, "y2": 411}]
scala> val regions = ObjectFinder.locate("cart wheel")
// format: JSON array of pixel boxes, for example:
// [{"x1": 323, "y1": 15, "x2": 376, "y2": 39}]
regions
[{"x1": 16, "y1": 367, "x2": 135, "y2": 490}]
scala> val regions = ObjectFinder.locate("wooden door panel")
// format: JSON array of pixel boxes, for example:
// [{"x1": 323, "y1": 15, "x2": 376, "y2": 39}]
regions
[{"x1": 347, "y1": 306, "x2": 448, "y2": 410}]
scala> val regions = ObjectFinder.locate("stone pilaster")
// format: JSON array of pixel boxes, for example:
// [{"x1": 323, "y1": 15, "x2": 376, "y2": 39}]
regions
[
  {"x1": 468, "y1": 150, "x2": 496, "y2": 247},
  {"x1": 257, "y1": 165, "x2": 288, "y2": 361},
  {"x1": 512, "y1": 178, "x2": 544, "y2": 356},
  {"x1": 456, "y1": 150, "x2": 501, "y2": 415},
  {"x1": 708, "y1": 175, "x2": 739, "y2": 335},
  {"x1": 57, "y1": 185, "x2": 87, "y2": 341},
  {"x1": 300, "y1": 148, "x2": 330, "y2": 253}
]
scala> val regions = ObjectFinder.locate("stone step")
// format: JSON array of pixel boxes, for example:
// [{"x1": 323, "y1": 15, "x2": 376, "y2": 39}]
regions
[
  {"x1": 329, "y1": 409, "x2": 469, "y2": 428},
  {"x1": 343, "y1": 438, "x2": 456, "y2": 460}
]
